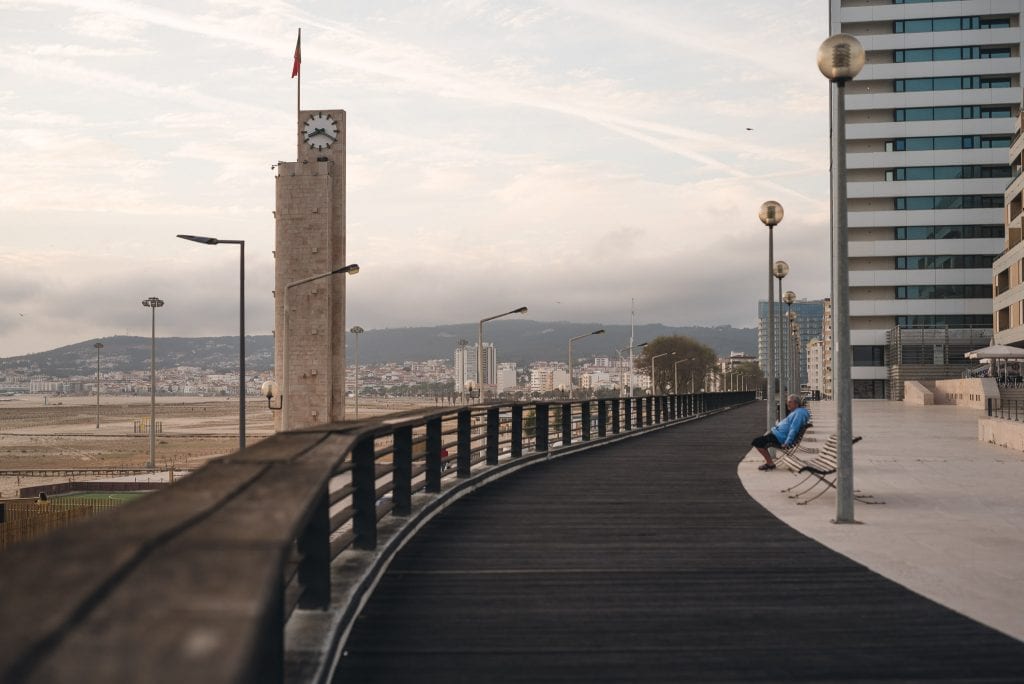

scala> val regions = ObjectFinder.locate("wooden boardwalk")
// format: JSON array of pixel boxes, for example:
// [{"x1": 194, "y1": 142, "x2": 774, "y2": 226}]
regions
[{"x1": 334, "y1": 402, "x2": 1024, "y2": 683}]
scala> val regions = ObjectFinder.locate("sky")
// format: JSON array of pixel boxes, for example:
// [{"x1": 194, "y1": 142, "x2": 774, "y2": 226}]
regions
[{"x1": 1, "y1": 0, "x2": 833, "y2": 357}]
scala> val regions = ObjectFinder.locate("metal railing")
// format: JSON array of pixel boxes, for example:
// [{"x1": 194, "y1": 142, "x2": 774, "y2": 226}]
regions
[
  {"x1": 987, "y1": 398, "x2": 1024, "y2": 421},
  {"x1": 0, "y1": 391, "x2": 754, "y2": 684}
]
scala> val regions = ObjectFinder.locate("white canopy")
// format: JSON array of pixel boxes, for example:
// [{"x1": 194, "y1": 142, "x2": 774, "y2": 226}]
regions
[{"x1": 965, "y1": 344, "x2": 1024, "y2": 360}]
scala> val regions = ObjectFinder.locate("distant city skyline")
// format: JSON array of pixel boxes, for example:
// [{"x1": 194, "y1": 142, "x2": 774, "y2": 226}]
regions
[{"x1": 2, "y1": 0, "x2": 830, "y2": 357}]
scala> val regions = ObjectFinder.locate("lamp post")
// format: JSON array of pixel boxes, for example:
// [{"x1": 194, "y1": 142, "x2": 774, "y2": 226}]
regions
[
  {"x1": 478, "y1": 306, "x2": 528, "y2": 403},
  {"x1": 818, "y1": 33, "x2": 865, "y2": 524},
  {"x1": 650, "y1": 352, "x2": 675, "y2": 396},
  {"x1": 673, "y1": 357, "x2": 696, "y2": 395},
  {"x1": 93, "y1": 342, "x2": 103, "y2": 429},
  {"x1": 789, "y1": 313, "x2": 800, "y2": 395},
  {"x1": 350, "y1": 325, "x2": 364, "y2": 418},
  {"x1": 282, "y1": 264, "x2": 359, "y2": 430},
  {"x1": 141, "y1": 297, "x2": 164, "y2": 468},
  {"x1": 177, "y1": 234, "x2": 246, "y2": 450},
  {"x1": 759, "y1": 201, "x2": 783, "y2": 430},
  {"x1": 616, "y1": 342, "x2": 647, "y2": 397},
  {"x1": 568, "y1": 329, "x2": 605, "y2": 399},
  {"x1": 773, "y1": 260, "x2": 789, "y2": 420},
  {"x1": 782, "y1": 289, "x2": 797, "y2": 397}
]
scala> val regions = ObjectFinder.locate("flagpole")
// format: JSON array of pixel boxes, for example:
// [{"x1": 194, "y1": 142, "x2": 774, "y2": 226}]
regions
[{"x1": 296, "y1": 28, "x2": 301, "y2": 121}]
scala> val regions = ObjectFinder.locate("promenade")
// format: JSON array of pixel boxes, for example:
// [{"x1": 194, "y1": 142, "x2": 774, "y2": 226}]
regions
[
  {"x1": 741, "y1": 399, "x2": 1024, "y2": 643},
  {"x1": 334, "y1": 401, "x2": 1024, "y2": 683}
]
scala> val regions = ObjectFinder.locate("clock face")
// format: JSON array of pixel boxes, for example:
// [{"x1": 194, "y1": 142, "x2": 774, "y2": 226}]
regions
[{"x1": 303, "y1": 113, "x2": 338, "y2": 150}]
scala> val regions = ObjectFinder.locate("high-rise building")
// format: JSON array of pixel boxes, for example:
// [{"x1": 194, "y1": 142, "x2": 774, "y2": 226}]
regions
[
  {"x1": 994, "y1": 104, "x2": 1024, "y2": 344},
  {"x1": 757, "y1": 299, "x2": 825, "y2": 388},
  {"x1": 829, "y1": 1, "x2": 1020, "y2": 398},
  {"x1": 453, "y1": 342, "x2": 497, "y2": 395}
]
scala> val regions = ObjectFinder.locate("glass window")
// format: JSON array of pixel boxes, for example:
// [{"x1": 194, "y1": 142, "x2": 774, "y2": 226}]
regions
[
  {"x1": 981, "y1": 106, "x2": 1012, "y2": 118},
  {"x1": 852, "y1": 346, "x2": 885, "y2": 367},
  {"x1": 980, "y1": 47, "x2": 1012, "y2": 59},
  {"x1": 981, "y1": 77, "x2": 1012, "y2": 88}
]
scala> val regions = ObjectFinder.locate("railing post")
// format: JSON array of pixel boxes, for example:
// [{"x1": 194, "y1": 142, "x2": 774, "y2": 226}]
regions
[
  {"x1": 635, "y1": 397, "x2": 643, "y2": 428},
  {"x1": 623, "y1": 397, "x2": 631, "y2": 431},
  {"x1": 457, "y1": 409, "x2": 472, "y2": 478},
  {"x1": 611, "y1": 398, "x2": 620, "y2": 433},
  {"x1": 536, "y1": 403, "x2": 549, "y2": 451},
  {"x1": 352, "y1": 437, "x2": 377, "y2": 551},
  {"x1": 562, "y1": 402, "x2": 572, "y2": 446},
  {"x1": 645, "y1": 396, "x2": 653, "y2": 425},
  {"x1": 297, "y1": 488, "x2": 331, "y2": 609},
  {"x1": 511, "y1": 404, "x2": 523, "y2": 458},
  {"x1": 393, "y1": 426, "x2": 412, "y2": 516},
  {"x1": 582, "y1": 401, "x2": 592, "y2": 441},
  {"x1": 486, "y1": 407, "x2": 500, "y2": 465},
  {"x1": 426, "y1": 417, "x2": 442, "y2": 493},
  {"x1": 597, "y1": 399, "x2": 607, "y2": 437}
]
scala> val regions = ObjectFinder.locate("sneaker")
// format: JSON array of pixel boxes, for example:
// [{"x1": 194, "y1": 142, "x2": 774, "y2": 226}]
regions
[{"x1": 758, "y1": 463, "x2": 776, "y2": 471}]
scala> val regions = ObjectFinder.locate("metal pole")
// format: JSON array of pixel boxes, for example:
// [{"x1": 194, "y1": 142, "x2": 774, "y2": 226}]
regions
[
  {"x1": 478, "y1": 320, "x2": 484, "y2": 404},
  {"x1": 568, "y1": 339, "x2": 573, "y2": 400},
  {"x1": 834, "y1": 80, "x2": 855, "y2": 523},
  {"x1": 778, "y1": 277, "x2": 786, "y2": 419},
  {"x1": 354, "y1": 332, "x2": 360, "y2": 418},
  {"x1": 149, "y1": 305, "x2": 157, "y2": 469},
  {"x1": 767, "y1": 226, "x2": 775, "y2": 429},
  {"x1": 239, "y1": 241, "x2": 246, "y2": 451},
  {"x1": 94, "y1": 343, "x2": 103, "y2": 429}
]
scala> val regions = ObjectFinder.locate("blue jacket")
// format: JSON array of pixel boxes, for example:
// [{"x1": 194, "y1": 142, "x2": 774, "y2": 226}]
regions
[{"x1": 771, "y1": 406, "x2": 809, "y2": 447}]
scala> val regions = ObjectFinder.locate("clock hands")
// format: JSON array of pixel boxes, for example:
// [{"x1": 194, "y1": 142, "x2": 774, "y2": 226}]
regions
[{"x1": 304, "y1": 127, "x2": 338, "y2": 142}]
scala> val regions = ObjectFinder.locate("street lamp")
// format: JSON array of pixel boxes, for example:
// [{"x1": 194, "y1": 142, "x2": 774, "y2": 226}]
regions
[
  {"x1": 177, "y1": 234, "x2": 247, "y2": 450},
  {"x1": 673, "y1": 357, "x2": 696, "y2": 395},
  {"x1": 282, "y1": 264, "x2": 359, "y2": 430},
  {"x1": 782, "y1": 290, "x2": 797, "y2": 398},
  {"x1": 789, "y1": 313, "x2": 800, "y2": 396},
  {"x1": 818, "y1": 32, "x2": 864, "y2": 523},
  {"x1": 773, "y1": 260, "x2": 789, "y2": 420},
  {"x1": 759, "y1": 200, "x2": 783, "y2": 431},
  {"x1": 568, "y1": 329, "x2": 605, "y2": 399},
  {"x1": 93, "y1": 342, "x2": 103, "y2": 429},
  {"x1": 616, "y1": 342, "x2": 647, "y2": 397},
  {"x1": 350, "y1": 325, "x2": 364, "y2": 418},
  {"x1": 141, "y1": 297, "x2": 164, "y2": 468},
  {"x1": 478, "y1": 306, "x2": 527, "y2": 403},
  {"x1": 650, "y1": 351, "x2": 675, "y2": 396}
]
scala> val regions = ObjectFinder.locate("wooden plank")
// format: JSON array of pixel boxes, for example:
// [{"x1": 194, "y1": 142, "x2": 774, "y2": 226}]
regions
[
  {"x1": 336, "y1": 403, "x2": 1024, "y2": 683},
  {"x1": 0, "y1": 430, "x2": 336, "y2": 683}
]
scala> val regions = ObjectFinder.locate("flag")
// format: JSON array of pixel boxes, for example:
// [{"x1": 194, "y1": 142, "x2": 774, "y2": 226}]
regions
[{"x1": 291, "y1": 29, "x2": 301, "y2": 78}]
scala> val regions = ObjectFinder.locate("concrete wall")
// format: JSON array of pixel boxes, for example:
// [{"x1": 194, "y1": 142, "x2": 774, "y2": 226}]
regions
[
  {"x1": 903, "y1": 378, "x2": 998, "y2": 409},
  {"x1": 903, "y1": 381, "x2": 933, "y2": 405},
  {"x1": 979, "y1": 417, "x2": 1024, "y2": 452}
]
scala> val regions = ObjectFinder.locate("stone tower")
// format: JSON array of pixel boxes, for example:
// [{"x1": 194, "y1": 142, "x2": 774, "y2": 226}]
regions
[{"x1": 273, "y1": 109, "x2": 348, "y2": 430}]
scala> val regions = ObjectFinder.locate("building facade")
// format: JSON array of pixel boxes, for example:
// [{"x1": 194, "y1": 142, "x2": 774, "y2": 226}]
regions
[
  {"x1": 757, "y1": 298, "x2": 825, "y2": 390},
  {"x1": 994, "y1": 103, "x2": 1024, "y2": 344},
  {"x1": 830, "y1": 1, "x2": 1020, "y2": 397},
  {"x1": 453, "y1": 342, "x2": 496, "y2": 395}
]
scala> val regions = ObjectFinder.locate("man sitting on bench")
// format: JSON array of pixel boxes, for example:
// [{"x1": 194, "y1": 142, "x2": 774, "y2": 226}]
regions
[{"x1": 751, "y1": 394, "x2": 809, "y2": 471}]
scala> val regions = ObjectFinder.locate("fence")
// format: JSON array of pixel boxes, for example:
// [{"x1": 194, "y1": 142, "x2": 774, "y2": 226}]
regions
[
  {"x1": 0, "y1": 497, "x2": 124, "y2": 552},
  {"x1": 986, "y1": 398, "x2": 1024, "y2": 422},
  {"x1": 0, "y1": 391, "x2": 755, "y2": 683}
]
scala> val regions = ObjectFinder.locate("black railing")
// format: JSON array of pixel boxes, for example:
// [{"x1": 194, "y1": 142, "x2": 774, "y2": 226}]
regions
[
  {"x1": 0, "y1": 391, "x2": 755, "y2": 684},
  {"x1": 986, "y1": 397, "x2": 1024, "y2": 421}
]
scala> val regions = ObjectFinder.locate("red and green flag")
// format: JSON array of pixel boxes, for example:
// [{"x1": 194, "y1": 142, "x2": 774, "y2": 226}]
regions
[{"x1": 291, "y1": 29, "x2": 301, "y2": 78}]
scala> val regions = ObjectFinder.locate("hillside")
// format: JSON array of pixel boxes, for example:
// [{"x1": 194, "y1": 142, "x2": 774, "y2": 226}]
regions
[{"x1": 0, "y1": 322, "x2": 755, "y2": 377}]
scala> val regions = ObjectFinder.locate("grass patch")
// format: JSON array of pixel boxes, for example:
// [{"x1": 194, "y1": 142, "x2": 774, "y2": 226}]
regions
[{"x1": 54, "y1": 491, "x2": 149, "y2": 503}]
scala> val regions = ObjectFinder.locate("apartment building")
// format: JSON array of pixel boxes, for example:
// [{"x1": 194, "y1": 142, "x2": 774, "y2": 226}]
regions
[
  {"x1": 757, "y1": 299, "x2": 825, "y2": 388},
  {"x1": 993, "y1": 102, "x2": 1024, "y2": 343},
  {"x1": 830, "y1": 0, "x2": 1021, "y2": 398}
]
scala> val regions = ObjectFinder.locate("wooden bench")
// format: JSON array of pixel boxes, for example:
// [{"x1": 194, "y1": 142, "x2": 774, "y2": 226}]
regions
[{"x1": 779, "y1": 434, "x2": 882, "y2": 505}]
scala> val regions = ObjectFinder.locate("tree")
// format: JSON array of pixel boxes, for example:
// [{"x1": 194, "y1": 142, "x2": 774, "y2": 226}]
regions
[{"x1": 635, "y1": 335, "x2": 718, "y2": 394}]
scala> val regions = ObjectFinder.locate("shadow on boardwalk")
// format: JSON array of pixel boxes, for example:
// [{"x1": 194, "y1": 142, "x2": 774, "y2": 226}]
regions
[{"x1": 336, "y1": 402, "x2": 1024, "y2": 683}]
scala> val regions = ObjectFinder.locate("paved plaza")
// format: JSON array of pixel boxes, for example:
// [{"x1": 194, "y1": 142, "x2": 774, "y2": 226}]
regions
[{"x1": 740, "y1": 399, "x2": 1024, "y2": 643}]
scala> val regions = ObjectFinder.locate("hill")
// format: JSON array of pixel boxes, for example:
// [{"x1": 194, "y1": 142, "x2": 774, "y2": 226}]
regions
[{"x1": 0, "y1": 322, "x2": 755, "y2": 378}]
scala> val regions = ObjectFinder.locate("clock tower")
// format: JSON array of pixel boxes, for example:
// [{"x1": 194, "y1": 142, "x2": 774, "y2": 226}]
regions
[{"x1": 273, "y1": 109, "x2": 348, "y2": 430}]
